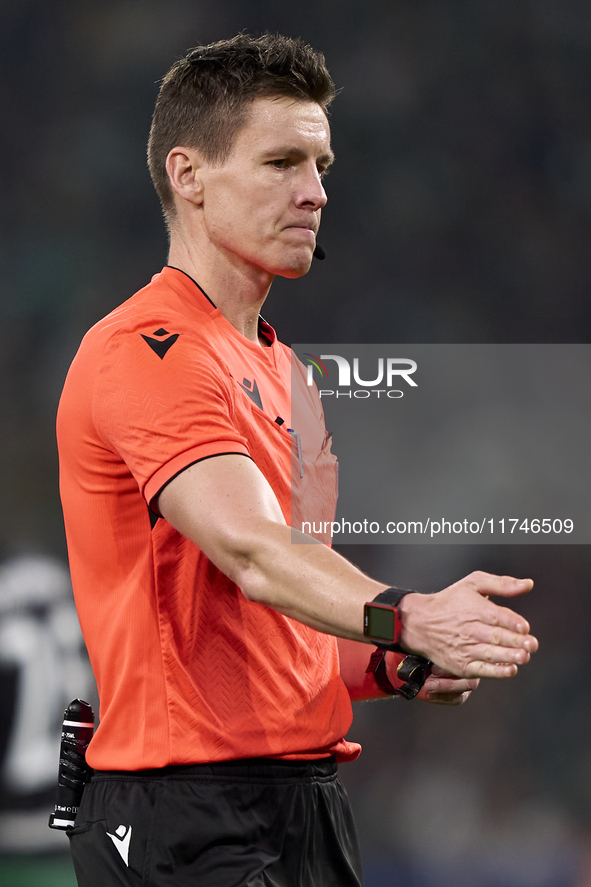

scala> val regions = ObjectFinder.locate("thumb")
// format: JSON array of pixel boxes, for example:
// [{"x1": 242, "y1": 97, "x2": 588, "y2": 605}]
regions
[{"x1": 471, "y1": 573, "x2": 534, "y2": 598}]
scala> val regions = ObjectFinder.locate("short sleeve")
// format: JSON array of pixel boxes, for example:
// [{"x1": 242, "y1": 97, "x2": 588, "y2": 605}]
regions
[{"x1": 93, "y1": 325, "x2": 250, "y2": 507}]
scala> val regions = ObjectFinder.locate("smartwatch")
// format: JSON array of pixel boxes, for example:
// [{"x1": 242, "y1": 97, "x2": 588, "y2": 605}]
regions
[{"x1": 363, "y1": 587, "x2": 411, "y2": 651}]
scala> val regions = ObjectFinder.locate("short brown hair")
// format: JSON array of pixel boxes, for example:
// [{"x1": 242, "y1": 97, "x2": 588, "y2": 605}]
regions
[{"x1": 147, "y1": 33, "x2": 336, "y2": 218}]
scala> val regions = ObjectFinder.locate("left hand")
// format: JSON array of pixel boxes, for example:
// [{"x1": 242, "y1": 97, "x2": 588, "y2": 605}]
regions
[{"x1": 417, "y1": 664, "x2": 479, "y2": 705}]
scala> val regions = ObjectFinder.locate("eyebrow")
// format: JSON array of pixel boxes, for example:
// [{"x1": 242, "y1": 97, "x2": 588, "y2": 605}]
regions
[{"x1": 261, "y1": 146, "x2": 336, "y2": 167}]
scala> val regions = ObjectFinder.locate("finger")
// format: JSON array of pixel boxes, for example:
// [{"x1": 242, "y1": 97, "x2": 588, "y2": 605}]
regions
[
  {"x1": 468, "y1": 571, "x2": 534, "y2": 600},
  {"x1": 422, "y1": 687, "x2": 473, "y2": 706},
  {"x1": 430, "y1": 663, "x2": 463, "y2": 678},
  {"x1": 467, "y1": 621, "x2": 538, "y2": 654},
  {"x1": 464, "y1": 660, "x2": 519, "y2": 679},
  {"x1": 425, "y1": 677, "x2": 479, "y2": 694},
  {"x1": 479, "y1": 600, "x2": 534, "y2": 638},
  {"x1": 428, "y1": 665, "x2": 480, "y2": 689},
  {"x1": 489, "y1": 627, "x2": 538, "y2": 654},
  {"x1": 469, "y1": 641, "x2": 533, "y2": 666}
]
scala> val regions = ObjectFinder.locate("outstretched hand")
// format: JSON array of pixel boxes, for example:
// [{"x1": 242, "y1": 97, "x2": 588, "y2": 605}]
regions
[{"x1": 399, "y1": 571, "x2": 538, "y2": 679}]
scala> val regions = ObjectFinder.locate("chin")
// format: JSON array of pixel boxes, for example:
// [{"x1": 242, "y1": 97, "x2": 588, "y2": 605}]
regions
[
  {"x1": 272, "y1": 251, "x2": 314, "y2": 279},
  {"x1": 278, "y1": 266, "x2": 312, "y2": 280}
]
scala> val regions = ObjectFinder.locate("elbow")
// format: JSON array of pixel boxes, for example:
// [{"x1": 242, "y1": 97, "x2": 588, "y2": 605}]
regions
[
  {"x1": 205, "y1": 522, "x2": 288, "y2": 607},
  {"x1": 227, "y1": 545, "x2": 277, "y2": 607}
]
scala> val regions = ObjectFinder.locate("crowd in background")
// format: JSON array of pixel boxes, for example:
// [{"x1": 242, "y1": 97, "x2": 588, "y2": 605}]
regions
[{"x1": 2, "y1": 1, "x2": 591, "y2": 884}]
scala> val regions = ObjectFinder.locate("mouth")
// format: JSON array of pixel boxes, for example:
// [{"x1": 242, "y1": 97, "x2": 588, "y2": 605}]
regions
[{"x1": 284, "y1": 225, "x2": 317, "y2": 241}]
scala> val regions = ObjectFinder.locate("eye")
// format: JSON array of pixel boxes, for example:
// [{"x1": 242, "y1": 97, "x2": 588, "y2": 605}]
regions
[
  {"x1": 318, "y1": 165, "x2": 330, "y2": 179},
  {"x1": 269, "y1": 158, "x2": 290, "y2": 170}
]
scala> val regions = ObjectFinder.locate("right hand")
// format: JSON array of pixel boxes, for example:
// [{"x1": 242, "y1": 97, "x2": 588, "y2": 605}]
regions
[{"x1": 399, "y1": 571, "x2": 538, "y2": 679}]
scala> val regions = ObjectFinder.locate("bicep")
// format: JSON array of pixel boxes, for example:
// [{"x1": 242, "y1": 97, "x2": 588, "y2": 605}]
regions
[{"x1": 157, "y1": 453, "x2": 287, "y2": 574}]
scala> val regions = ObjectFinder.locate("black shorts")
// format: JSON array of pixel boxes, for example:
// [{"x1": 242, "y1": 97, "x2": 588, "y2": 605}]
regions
[{"x1": 68, "y1": 756, "x2": 364, "y2": 887}]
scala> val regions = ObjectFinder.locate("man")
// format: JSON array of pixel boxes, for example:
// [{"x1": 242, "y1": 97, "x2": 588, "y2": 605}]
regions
[{"x1": 57, "y1": 34, "x2": 537, "y2": 887}]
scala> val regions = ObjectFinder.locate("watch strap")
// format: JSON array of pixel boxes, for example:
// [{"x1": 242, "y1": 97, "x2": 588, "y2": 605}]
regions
[
  {"x1": 366, "y1": 648, "x2": 398, "y2": 695},
  {"x1": 365, "y1": 648, "x2": 432, "y2": 700},
  {"x1": 372, "y1": 587, "x2": 412, "y2": 608}
]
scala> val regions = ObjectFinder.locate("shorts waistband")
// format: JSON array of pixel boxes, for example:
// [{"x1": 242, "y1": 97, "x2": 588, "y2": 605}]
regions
[{"x1": 92, "y1": 755, "x2": 337, "y2": 785}]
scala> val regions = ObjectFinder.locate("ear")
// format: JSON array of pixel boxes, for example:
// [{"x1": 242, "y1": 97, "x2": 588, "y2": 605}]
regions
[{"x1": 165, "y1": 146, "x2": 204, "y2": 207}]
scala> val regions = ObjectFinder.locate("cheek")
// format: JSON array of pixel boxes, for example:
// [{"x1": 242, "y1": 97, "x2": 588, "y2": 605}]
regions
[
  {"x1": 217, "y1": 190, "x2": 268, "y2": 232},
  {"x1": 206, "y1": 196, "x2": 248, "y2": 241}
]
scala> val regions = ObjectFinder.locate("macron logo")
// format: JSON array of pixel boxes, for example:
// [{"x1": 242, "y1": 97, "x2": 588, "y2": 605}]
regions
[
  {"x1": 107, "y1": 824, "x2": 132, "y2": 867},
  {"x1": 141, "y1": 328, "x2": 179, "y2": 359},
  {"x1": 237, "y1": 377, "x2": 263, "y2": 410}
]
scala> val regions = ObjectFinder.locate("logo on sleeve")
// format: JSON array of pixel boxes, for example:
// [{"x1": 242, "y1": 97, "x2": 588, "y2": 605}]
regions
[
  {"x1": 141, "y1": 328, "x2": 179, "y2": 359},
  {"x1": 237, "y1": 377, "x2": 263, "y2": 410}
]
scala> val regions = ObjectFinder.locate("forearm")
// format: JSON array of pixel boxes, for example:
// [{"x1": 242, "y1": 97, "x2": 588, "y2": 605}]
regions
[{"x1": 192, "y1": 514, "x2": 386, "y2": 641}]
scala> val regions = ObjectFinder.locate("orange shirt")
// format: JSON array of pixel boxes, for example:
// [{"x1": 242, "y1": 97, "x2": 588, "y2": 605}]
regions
[{"x1": 57, "y1": 267, "x2": 360, "y2": 770}]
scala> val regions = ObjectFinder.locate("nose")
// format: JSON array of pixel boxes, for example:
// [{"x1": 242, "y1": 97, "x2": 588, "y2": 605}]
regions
[{"x1": 295, "y1": 163, "x2": 328, "y2": 211}]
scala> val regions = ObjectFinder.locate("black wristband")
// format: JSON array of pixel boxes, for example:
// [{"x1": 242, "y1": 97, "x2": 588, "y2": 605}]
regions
[
  {"x1": 372, "y1": 587, "x2": 412, "y2": 607},
  {"x1": 366, "y1": 648, "x2": 398, "y2": 695},
  {"x1": 396, "y1": 653, "x2": 432, "y2": 699},
  {"x1": 365, "y1": 648, "x2": 432, "y2": 700}
]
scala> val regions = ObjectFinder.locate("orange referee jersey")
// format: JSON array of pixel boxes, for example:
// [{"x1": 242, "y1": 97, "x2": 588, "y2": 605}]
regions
[{"x1": 57, "y1": 267, "x2": 360, "y2": 771}]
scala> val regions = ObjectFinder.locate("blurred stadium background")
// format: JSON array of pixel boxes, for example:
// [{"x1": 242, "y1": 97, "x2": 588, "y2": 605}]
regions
[{"x1": 2, "y1": 1, "x2": 591, "y2": 884}]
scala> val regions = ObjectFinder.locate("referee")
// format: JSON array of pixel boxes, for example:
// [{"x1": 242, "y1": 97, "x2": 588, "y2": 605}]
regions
[{"x1": 57, "y1": 33, "x2": 538, "y2": 887}]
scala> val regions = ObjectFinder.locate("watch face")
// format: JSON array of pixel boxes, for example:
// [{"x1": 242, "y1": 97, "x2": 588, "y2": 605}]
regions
[{"x1": 364, "y1": 603, "x2": 396, "y2": 642}]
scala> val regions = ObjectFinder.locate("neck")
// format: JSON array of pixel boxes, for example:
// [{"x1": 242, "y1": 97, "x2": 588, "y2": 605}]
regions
[{"x1": 168, "y1": 229, "x2": 274, "y2": 344}]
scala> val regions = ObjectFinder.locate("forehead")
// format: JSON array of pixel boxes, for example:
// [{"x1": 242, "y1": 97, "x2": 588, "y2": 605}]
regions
[{"x1": 231, "y1": 96, "x2": 332, "y2": 158}]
